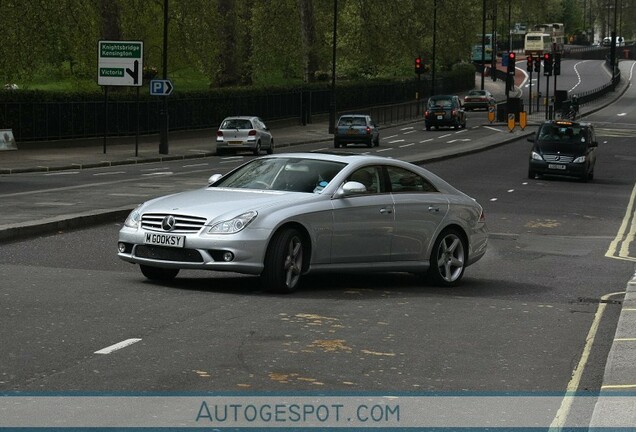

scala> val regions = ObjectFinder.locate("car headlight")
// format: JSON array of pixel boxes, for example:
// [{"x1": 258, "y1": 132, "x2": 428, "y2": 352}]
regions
[
  {"x1": 124, "y1": 207, "x2": 142, "y2": 229},
  {"x1": 208, "y1": 211, "x2": 257, "y2": 234},
  {"x1": 531, "y1": 151, "x2": 544, "y2": 161},
  {"x1": 573, "y1": 156, "x2": 586, "y2": 163}
]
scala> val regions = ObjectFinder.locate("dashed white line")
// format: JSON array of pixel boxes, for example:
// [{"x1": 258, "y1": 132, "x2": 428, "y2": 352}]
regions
[
  {"x1": 95, "y1": 338, "x2": 142, "y2": 355},
  {"x1": 389, "y1": 139, "x2": 405, "y2": 143},
  {"x1": 142, "y1": 172, "x2": 173, "y2": 176},
  {"x1": 182, "y1": 163, "x2": 209, "y2": 168},
  {"x1": 400, "y1": 126, "x2": 415, "y2": 131},
  {"x1": 403, "y1": 130, "x2": 417, "y2": 135},
  {"x1": 93, "y1": 171, "x2": 126, "y2": 176},
  {"x1": 399, "y1": 143, "x2": 415, "y2": 148},
  {"x1": 384, "y1": 134, "x2": 398, "y2": 140},
  {"x1": 508, "y1": 189, "x2": 515, "y2": 193},
  {"x1": 45, "y1": 171, "x2": 80, "y2": 176},
  {"x1": 420, "y1": 139, "x2": 434, "y2": 143},
  {"x1": 439, "y1": 134, "x2": 451, "y2": 138},
  {"x1": 376, "y1": 148, "x2": 393, "y2": 152}
]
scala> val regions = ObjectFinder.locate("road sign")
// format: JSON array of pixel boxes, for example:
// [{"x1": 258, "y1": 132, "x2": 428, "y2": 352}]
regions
[
  {"x1": 98, "y1": 41, "x2": 143, "y2": 86},
  {"x1": 150, "y1": 79, "x2": 174, "y2": 96}
]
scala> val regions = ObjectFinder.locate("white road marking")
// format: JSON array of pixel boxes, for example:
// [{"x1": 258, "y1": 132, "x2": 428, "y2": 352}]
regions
[
  {"x1": 376, "y1": 148, "x2": 393, "y2": 152},
  {"x1": 141, "y1": 172, "x2": 173, "y2": 176},
  {"x1": 383, "y1": 134, "x2": 398, "y2": 140},
  {"x1": 439, "y1": 134, "x2": 451, "y2": 138},
  {"x1": 420, "y1": 139, "x2": 434, "y2": 143},
  {"x1": 182, "y1": 163, "x2": 209, "y2": 168},
  {"x1": 606, "y1": 182, "x2": 636, "y2": 262},
  {"x1": 618, "y1": 113, "x2": 627, "y2": 117},
  {"x1": 490, "y1": 198, "x2": 498, "y2": 202},
  {"x1": 95, "y1": 338, "x2": 142, "y2": 355},
  {"x1": 389, "y1": 139, "x2": 405, "y2": 143},
  {"x1": 140, "y1": 167, "x2": 165, "y2": 172},
  {"x1": 399, "y1": 143, "x2": 415, "y2": 148},
  {"x1": 313, "y1": 147, "x2": 329, "y2": 152},
  {"x1": 403, "y1": 130, "x2": 416, "y2": 135},
  {"x1": 35, "y1": 202, "x2": 76, "y2": 206},
  {"x1": 507, "y1": 189, "x2": 514, "y2": 193},
  {"x1": 484, "y1": 126, "x2": 504, "y2": 132},
  {"x1": 109, "y1": 193, "x2": 152, "y2": 197},
  {"x1": 400, "y1": 126, "x2": 414, "y2": 131},
  {"x1": 44, "y1": 171, "x2": 80, "y2": 176},
  {"x1": 93, "y1": 171, "x2": 126, "y2": 176}
]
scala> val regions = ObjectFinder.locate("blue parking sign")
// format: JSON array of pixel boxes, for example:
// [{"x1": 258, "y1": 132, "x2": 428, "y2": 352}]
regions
[{"x1": 150, "y1": 79, "x2": 173, "y2": 96}]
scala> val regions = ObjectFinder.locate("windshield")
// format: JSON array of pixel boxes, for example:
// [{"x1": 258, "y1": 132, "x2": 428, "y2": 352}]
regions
[
  {"x1": 537, "y1": 124, "x2": 588, "y2": 152},
  {"x1": 212, "y1": 158, "x2": 347, "y2": 193}
]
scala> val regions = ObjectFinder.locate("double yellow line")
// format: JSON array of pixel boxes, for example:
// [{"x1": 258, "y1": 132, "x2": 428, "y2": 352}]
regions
[{"x1": 606, "y1": 182, "x2": 636, "y2": 262}]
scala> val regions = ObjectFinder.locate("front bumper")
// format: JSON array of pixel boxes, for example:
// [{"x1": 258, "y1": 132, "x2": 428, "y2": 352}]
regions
[
  {"x1": 117, "y1": 227, "x2": 269, "y2": 275},
  {"x1": 529, "y1": 160, "x2": 587, "y2": 178}
]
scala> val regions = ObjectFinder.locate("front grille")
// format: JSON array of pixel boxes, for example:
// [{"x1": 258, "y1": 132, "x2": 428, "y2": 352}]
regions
[
  {"x1": 134, "y1": 245, "x2": 203, "y2": 263},
  {"x1": 141, "y1": 213, "x2": 207, "y2": 233},
  {"x1": 543, "y1": 154, "x2": 574, "y2": 163}
]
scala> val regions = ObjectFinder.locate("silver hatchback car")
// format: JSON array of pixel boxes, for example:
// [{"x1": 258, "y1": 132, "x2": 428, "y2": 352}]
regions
[{"x1": 216, "y1": 116, "x2": 274, "y2": 156}]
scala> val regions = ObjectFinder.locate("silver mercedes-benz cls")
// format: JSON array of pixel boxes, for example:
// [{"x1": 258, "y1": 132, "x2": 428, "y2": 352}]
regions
[{"x1": 118, "y1": 153, "x2": 487, "y2": 293}]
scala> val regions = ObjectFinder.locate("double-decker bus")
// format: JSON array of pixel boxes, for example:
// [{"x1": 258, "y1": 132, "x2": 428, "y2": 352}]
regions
[
  {"x1": 524, "y1": 32, "x2": 552, "y2": 55},
  {"x1": 531, "y1": 23, "x2": 565, "y2": 51},
  {"x1": 471, "y1": 33, "x2": 493, "y2": 63}
]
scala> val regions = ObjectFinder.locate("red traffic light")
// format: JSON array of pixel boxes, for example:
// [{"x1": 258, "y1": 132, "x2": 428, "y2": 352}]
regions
[
  {"x1": 544, "y1": 53, "x2": 551, "y2": 60},
  {"x1": 415, "y1": 57, "x2": 423, "y2": 74},
  {"x1": 509, "y1": 52, "x2": 516, "y2": 60}
]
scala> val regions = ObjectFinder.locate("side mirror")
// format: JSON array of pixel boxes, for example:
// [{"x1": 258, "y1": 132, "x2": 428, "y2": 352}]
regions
[
  {"x1": 208, "y1": 173, "x2": 223, "y2": 185},
  {"x1": 333, "y1": 181, "x2": 367, "y2": 198}
]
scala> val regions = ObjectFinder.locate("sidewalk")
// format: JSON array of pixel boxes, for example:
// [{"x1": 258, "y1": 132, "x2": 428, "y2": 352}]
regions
[{"x1": 0, "y1": 69, "x2": 523, "y2": 175}]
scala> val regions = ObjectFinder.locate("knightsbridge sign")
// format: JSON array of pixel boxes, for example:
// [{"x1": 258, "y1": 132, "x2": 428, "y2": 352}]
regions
[{"x1": 97, "y1": 40, "x2": 143, "y2": 87}]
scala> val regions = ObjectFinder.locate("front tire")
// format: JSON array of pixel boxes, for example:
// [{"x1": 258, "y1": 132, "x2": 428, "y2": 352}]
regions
[
  {"x1": 253, "y1": 141, "x2": 261, "y2": 156},
  {"x1": 267, "y1": 140, "x2": 274, "y2": 155},
  {"x1": 261, "y1": 228, "x2": 304, "y2": 293},
  {"x1": 140, "y1": 265, "x2": 179, "y2": 281},
  {"x1": 427, "y1": 229, "x2": 467, "y2": 287}
]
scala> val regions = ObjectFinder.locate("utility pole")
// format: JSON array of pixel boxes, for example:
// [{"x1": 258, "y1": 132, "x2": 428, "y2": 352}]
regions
[{"x1": 159, "y1": 0, "x2": 169, "y2": 154}]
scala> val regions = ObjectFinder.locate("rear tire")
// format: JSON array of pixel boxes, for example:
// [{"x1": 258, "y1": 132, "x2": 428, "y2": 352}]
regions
[
  {"x1": 427, "y1": 229, "x2": 467, "y2": 287},
  {"x1": 253, "y1": 141, "x2": 261, "y2": 156},
  {"x1": 261, "y1": 228, "x2": 304, "y2": 294},
  {"x1": 140, "y1": 265, "x2": 179, "y2": 281},
  {"x1": 267, "y1": 140, "x2": 274, "y2": 154}
]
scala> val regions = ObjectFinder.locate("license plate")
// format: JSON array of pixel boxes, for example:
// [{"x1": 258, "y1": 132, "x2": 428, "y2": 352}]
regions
[
  {"x1": 437, "y1": 115, "x2": 444, "y2": 120},
  {"x1": 548, "y1": 164, "x2": 566, "y2": 170},
  {"x1": 228, "y1": 141, "x2": 242, "y2": 145},
  {"x1": 347, "y1": 129, "x2": 359, "y2": 135},
  {"x1": 144, "y1": 232, "x2": 185, "y2": 248}
]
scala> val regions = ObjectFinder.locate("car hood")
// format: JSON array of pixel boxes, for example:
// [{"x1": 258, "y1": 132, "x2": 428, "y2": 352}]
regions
[{"x1": 139, "y1": 187, "x2": 315, "y2": 221}]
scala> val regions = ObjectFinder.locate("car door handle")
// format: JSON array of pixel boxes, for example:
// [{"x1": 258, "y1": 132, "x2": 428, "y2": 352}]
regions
[
  {"x1": 380, "y1": 207, "x2": 393, "y2": 214},
  {"x1": 428, "y1": 206, "x2": 440, "y2": 213}
]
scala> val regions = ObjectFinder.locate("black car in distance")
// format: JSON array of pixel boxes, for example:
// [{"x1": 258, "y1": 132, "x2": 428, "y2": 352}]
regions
[
  {"x1": 528, "y1": 120, "x2": 598, "y2": 182},
  {"x1": 424, "y1": 95, "x2": 467, "y2": 130}
]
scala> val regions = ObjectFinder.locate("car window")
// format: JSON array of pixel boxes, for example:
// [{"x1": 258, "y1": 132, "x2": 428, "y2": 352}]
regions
[
  {"x1": 347, "y1": 166, "x2": 383, "y2": 194},
  {"x1": 213, "y1": 158, "x2": 346, "y2": 193},
  {"x1": 386, "y1": 166, "x2": 438, "y2": 193},
  {"x1": 222, "y1": 119, "x2": 252, "y2": 129},
  {"x1": 429, "y1": 98, "x2": 452, "y2": 108}
]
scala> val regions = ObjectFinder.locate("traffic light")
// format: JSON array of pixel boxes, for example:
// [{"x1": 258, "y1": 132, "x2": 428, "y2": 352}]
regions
[
  {"x1": 543, "y1": 52, "x2": 553, "y2": 76},
  {"x1": 507, "y1": 52, "x2": 516, "y2": 75},
  {"x1": 526, "y1": 56, "x2": 533, "y2": 72},
  {"x1": 553, "y1": 52, "x2": 561, "y2": 76},
  {"x1": 534, "y1": 56, "x2": 541, "y2": 73},
  {"x1": 415, "y1": 56, "x2": 423, "y2": 75}
]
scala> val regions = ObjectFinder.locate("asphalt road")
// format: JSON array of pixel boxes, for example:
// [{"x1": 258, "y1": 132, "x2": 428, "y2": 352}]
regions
[{"x1": 0, "y1": 59, "x2": 635, "y2": 428}]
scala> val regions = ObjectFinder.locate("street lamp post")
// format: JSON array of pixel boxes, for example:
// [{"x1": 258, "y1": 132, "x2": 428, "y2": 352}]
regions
[
  {"x1": 159, "y1": 0, "x2": 169, "y2": 154},
  {"x1": 328, "y1": 0, "x2": 337, "y2": 134},
  {"x1": 431, "y1": 0, "x2": 437, "y2": 96}
]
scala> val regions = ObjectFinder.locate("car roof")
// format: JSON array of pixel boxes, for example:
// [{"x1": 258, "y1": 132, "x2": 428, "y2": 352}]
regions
[
  {"x1": 541, "y1": 120, "x2": 593, "y2": 128},
  {"x1": 338, "y1": 114, "x2": 369, "y2": 118},
  {"x1": 430, "y1": 94, "x2": 457, "y2": 99},
  {"x1": 221, "y1": 116, "x2": 259, "y2": 121}
]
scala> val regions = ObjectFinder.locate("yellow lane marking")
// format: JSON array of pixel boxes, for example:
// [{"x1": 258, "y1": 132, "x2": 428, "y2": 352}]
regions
[
  {"x1": 606, "y1": 182, "x2": 636, "y2": 262},
  {"x1": 550, "y1": 291, "x2": 626, "y2": 428},
  {"x1": 601, "y1": 384, "x2": 636, "y2": 389}
]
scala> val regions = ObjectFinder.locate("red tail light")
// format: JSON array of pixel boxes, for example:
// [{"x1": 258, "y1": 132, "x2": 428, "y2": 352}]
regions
[
  {"x1": 216, "y1": 130, "x2": 223, "y2": 137},
  {"x1": 248, "y1": 130, "x2": 257, "y2": 136},
  {"x1": 451, "y1": 109, "x2": 458, "y2": 117},
  {"x1": 366, "y1": 127, "x2": 371, "y2": 135},
  {"x1": 424, "y1": 110, "x2": 430, "y2": 118},
  {"x1": 479, "y1": 209, "x2": 486, "y2": 223}
]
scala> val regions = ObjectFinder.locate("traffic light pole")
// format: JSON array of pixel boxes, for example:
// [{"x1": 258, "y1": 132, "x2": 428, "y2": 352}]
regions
[
  {"x1": 544, "y1": 75, "x2": 551, "y2": 120},
  {"x1": 528, "y1": 69, "x2": 533, "y2": 115}
]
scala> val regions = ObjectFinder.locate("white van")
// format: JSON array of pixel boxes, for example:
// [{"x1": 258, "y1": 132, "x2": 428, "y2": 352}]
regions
[{"x1": 602, "y1": 36, "x2": 625, "y2": 47}]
